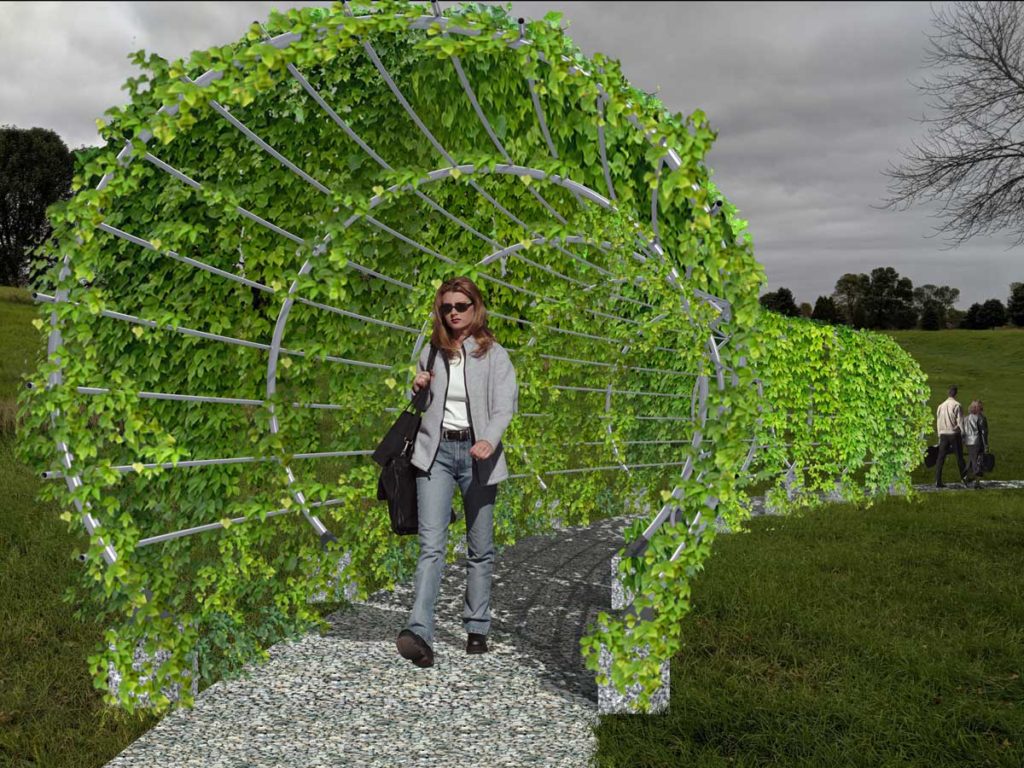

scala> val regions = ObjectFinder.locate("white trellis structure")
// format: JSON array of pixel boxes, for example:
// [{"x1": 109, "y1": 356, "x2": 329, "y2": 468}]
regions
[{"x1": 28, "y1": 2, "x2": 786, "y2": 714}]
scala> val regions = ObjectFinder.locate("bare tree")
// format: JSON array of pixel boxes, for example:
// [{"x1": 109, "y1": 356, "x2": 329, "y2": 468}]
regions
[{"x1": 882, "y1": 2, "x2": 1024, "y2": 246}]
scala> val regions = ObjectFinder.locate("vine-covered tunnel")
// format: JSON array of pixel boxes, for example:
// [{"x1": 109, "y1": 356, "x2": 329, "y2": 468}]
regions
[{"x1": 19, "y1": 1, "x2": 929, "y2": 713}]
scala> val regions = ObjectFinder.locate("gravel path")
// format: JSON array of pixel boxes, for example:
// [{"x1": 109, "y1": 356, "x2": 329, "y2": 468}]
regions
[
  {"x1": 104, "y1": 513, "x2": 640, "y2": 768},
  {"x1": 104, "y1": 480, "x2": 1024, "y2": 767}
]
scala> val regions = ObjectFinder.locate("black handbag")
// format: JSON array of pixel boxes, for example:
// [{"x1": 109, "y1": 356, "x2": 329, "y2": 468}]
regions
[
  {"x1": 376, "y1": 451, "x2": 421, "y2": 535},
  {"x1": 924, "y1": 444, "x2": 938, "y2": 469},
  {"x1": 982, "y1": 451, "x2": 995, "y2": 473},
  {"x1": 374, "y1": 345, "x2": 438, "y2": 536}
]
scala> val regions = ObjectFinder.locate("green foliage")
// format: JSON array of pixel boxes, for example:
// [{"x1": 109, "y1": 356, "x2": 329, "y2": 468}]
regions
[
  {"x1": 863, "y1": 267, "x2": 917, "y2": 330},
  {"x1": 750, "y1": 311, "x2": 930, "y2": 513},
  {"x1": 18, "y1": 2, "x2": 928, "y2": 715},
  {"x1": 1008, "y1": 282, "x2": 1024, "y2": 327},
  {"x1": 811, "y1": 294, "x2": 840, "y2": 325},
  {"x1": 0, "y1": 126, "x2": 74, "y2": 286},
  {"x1": 920, "y1": 302, "x2": 942, "y2": 330},
  {"x1": 832, "y1": 267, "x2": 918, "y2": 330},
  {"x1": 963, "y1": 298, "x2": 1009, "y2": 330},
  {"x1": 913, "y1": 283, "x2": 959, "y2": 329},
  {"x1": 759, "y1": 287, "x2": 800, "y2": 317}
]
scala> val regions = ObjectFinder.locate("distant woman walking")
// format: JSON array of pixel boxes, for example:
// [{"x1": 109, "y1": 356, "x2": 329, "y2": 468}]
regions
[
  {"x1": 396, "y1": 276, "x2": 517, "y2": 668},
  {"x1": 963, "y1": 400, "x2": 990, "y2": 489}
]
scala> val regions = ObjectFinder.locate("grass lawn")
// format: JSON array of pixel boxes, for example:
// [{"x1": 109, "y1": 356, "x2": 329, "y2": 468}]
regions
[
  {"x1": 1, "y1": 433, "x2": 163, "y2": 767},
  {"x1": 2, "y1": 284, "x2": 1022, "y2": 767},
  {"x1": 1, "y1": 287, "x2": 160, "y2": 766},
  {"x1": 591, "y1": 491, "x2": 1024, "y2": 767},
  {"x1": 0, "y1": 287, "x2": 35, "y2": 434}
]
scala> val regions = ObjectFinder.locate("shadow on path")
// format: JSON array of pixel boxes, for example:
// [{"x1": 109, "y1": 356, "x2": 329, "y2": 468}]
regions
[{"x1": 336, "y1": 514, "x2": 644, "y2": 706}]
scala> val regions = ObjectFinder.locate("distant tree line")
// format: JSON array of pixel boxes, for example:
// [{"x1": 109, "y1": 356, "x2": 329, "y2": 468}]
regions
[{"x1": 760, "y1": 268, "x2": 1024, "y2": 331}]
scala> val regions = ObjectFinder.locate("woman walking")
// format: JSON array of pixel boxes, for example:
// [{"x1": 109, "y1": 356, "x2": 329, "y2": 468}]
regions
[
  {"x1": 963, "y1": 400, "x2": 990, "y2": 489},
  {"x1": 396, "y1": 277, "x2": 518, "y2": 668}
]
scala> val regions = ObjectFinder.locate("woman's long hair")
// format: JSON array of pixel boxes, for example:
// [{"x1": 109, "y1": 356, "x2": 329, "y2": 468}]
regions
[
  {"x1": 969, "y1": 399, "x2": 983, "y2": 415},
  {"x1": 430, "y1": 276, "x2": 495, "y2": 359}
]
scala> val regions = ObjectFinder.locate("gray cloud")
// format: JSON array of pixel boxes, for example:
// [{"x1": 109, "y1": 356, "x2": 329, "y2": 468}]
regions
[{"x1": 1, "y1": 0, "x2": 1018, "y2": 307}]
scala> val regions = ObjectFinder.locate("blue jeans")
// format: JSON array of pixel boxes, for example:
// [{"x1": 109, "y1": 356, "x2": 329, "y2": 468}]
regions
[{"x1": 406, "y1": 437, "x2": 497, "y2": 647}]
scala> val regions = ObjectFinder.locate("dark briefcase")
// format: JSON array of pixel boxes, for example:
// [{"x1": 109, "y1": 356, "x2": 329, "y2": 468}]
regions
[
  {"x1": 982, "y1": 451, "x2": 995, "y2": 473},
  {"x1": 924, "y1": 444, "x2": 939, "y2": 469},
  {"x1": 374, "y1": 344, "x2": 438, "y2": 536},
  {"x1": 371, "y1": 408, "x2": 423, "y2": 468},
  {"x1": 377, "y1": 452, "x2": 420, "y2": 535}
]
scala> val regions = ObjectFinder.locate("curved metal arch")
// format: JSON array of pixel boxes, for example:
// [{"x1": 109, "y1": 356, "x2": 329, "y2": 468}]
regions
[
  {"x1": 320, "y1": 158, "x2": 739, "y2": 563},
  {"x1": 267, "y1": 7, "x2": 734, "y2": 303},
  {"x1": 58, "y1": 8, "x2": 751, "y2": 585},
  {"x1": 34, "y1": 7, "x2": 789, "y2": 720},
  {"x1": 263, "y1": 163, "x2": 731, "y2": 550},
  {"x1": 355, "y1": 160, "x2": 731, "y2": 330},
  {"x1": 95, "y1": 16, "x2": 735, "y2": 333}
]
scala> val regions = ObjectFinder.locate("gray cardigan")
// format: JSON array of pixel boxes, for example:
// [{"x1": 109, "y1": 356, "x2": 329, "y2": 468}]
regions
[{"x1": 409, "y1": 335, "x2": 518, "y2": 485}]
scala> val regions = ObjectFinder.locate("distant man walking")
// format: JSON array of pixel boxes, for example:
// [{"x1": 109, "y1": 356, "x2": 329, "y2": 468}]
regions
[{"x1": 935, "y1": 385, "x2": 967, "y2": 488}]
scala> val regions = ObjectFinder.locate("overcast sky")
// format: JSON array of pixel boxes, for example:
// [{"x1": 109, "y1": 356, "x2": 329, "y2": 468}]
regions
[{"x1": 2, "y1": 1, "x2": 1019, "y2": 308}]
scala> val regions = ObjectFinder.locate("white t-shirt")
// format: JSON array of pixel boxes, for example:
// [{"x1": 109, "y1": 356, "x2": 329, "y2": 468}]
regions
[{"x1": 442, "y1": 350, "x2": 471, "y2": 430}]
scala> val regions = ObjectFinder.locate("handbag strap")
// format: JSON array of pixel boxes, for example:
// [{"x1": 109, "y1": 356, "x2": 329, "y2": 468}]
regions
[{"x1": 410, "y1": 343, "x2": 438, "y2": 413}]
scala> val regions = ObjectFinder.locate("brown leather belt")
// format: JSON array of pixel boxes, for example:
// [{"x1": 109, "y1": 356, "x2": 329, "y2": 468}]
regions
[{"x1": 442, "y1": 428, "x2": 472, "y2": 441}]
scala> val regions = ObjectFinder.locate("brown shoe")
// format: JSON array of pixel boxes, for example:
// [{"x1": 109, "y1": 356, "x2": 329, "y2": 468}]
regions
[
  {"x1": 466, "y1": 632, "x2": 488, "y2": 654},
  {"x1": 397, "y1": 629, "x2": 434, "y2": 668}
]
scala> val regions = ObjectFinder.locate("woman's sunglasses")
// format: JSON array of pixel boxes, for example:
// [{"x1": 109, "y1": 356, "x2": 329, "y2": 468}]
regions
[{"x1": 441, "y1": 301, "x2": 474, "y2": 315}]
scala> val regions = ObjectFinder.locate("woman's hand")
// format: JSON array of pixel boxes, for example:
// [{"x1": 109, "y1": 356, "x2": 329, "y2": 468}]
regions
[
  {"x1": 470, "y1": 440, "x2": 494, "y2": 460},
  {"x1": 412, "y1": 371, "x2": 433, "y2": 392}
]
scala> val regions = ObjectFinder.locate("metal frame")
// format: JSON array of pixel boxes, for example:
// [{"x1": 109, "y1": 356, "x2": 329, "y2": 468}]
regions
[{"x1": 34, "y1": 4, "x2": 782, "y2": 716}]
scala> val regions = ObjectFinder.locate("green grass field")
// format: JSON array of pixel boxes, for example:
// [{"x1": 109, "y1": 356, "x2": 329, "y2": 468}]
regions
[
  {"x1": 2, "y1": 287, "x2": 1022, "y2": 767},
  {"x1": 1, "y1": 288, "x2": 161, "y2": 766},
  {"x1": 0, "y1": 287, "x2": 35, "y2": 435},
  {"x1": 592, "y1": 492, "x2": 1024, "y2": 767}
]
